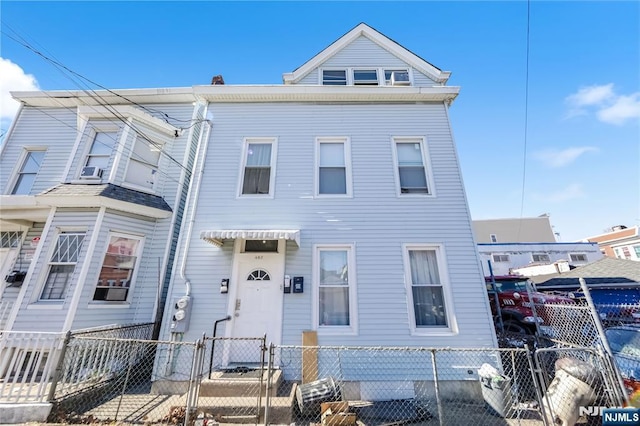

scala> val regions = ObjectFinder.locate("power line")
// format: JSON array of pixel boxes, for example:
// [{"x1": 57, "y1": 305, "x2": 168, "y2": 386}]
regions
[
  {"x1": 2, "y1": 26, "x2": 198, "y2": 175},
  {"x1": 517, "y1": 0, "x2": 532, "y2": 241},
  {"x1": 1, "y1": 24, "x2": 196, "y2": 125}
]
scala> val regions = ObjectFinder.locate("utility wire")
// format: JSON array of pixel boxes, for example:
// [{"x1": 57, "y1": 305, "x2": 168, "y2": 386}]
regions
[
  {"x1": 2, "y1": 25, "x2": 197, "y2": 125},
  {"x1": 2, "y1": 26, "x2": 197, "y2": 175},
  {"x1": 517, "y1": 0, "x2": 532, "y2": 241}
]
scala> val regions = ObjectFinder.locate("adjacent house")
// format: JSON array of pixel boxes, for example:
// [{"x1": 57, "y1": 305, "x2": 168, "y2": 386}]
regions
[
  {"x1": 582, "y1": 225, "x2": 640, "y2": 261},
  {"x1": 477, "y1": 242, "x2": 603, "y2": 277},
  {"x1": 159, "y1": 23, "x2": 497, "y2": 357},
  {"x1": 472, "y1": 216, "x2": 557, "y2": 244},
  {"x1": 0, "y1": 88, "x2": 202, "y2": 332}
]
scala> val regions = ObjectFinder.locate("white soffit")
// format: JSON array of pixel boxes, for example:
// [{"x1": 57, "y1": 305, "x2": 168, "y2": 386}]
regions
[{"x1": 201, "y1": 229, "x2": 301, "y2": 248}]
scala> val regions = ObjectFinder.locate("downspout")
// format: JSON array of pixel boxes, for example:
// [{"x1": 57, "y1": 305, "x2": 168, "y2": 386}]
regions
[{"x1": 178, "y1": 106, "x2": 212, "y2": 296}]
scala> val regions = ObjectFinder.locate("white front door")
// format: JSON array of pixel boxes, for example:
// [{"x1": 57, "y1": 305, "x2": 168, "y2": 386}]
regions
[{"x1": 227, "y1": 240, "x2": 285, "y2": 363}]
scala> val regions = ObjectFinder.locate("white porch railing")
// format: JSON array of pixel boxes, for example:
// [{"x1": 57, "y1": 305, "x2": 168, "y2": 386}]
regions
[
  {"x1": 0, "y1": 300, "x2": 13, "y2": 330},
  {"x1": 0, "y1": 331, "x2": 66, "y2": 403}
]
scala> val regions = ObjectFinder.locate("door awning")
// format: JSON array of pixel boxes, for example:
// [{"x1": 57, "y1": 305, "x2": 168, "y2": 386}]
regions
[{"x1": 201, "y1": 229, "x2": 300, "y2": 248}]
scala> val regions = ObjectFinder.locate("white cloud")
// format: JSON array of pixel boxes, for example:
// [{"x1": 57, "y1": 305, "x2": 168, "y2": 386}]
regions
[
  {"x1": 565, "y1": 83, "x2": 640, "y2": 125},
  {"x1": 532, "y1": 183, "x2": 585, "y2": 203},
  {"x1": 533, "y1": 146, "x2": 598, "y2": 168},
  {"x1": 597, "y1": 93, "x2": 640, "y2": 125},
  {"x1": 0, "y1": 57, "x2": 39, "y2": 123},
  {"x1": 566, "y1": 84, "x2": 615, "y2": 107}
]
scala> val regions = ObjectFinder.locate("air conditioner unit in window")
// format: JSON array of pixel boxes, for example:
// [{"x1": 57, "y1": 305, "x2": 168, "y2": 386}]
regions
[
  {"x1": 391, "y1": 71, "x2": 410, "y2": 86},
  {"x1": 80, "y1": 166, "x2": 103, "y2": 179}
]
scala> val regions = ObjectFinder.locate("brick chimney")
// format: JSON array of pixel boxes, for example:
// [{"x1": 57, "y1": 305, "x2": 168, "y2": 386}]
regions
[{"x1": 211, "y1": 75, "x2": 225, "y2": 85}]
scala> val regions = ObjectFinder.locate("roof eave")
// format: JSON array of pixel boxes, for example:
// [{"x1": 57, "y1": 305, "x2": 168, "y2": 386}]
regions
[{"x1": 193, "y1": 85, "x2": 459, "y2": 104}]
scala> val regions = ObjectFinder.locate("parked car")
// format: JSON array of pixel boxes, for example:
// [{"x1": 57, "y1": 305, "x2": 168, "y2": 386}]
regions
[
  {"x1": 604, "y1": 325, "x2": 640, "y2": 395},
  {"x1": 486, "y1": 275, "x2": 574, "y2": 335}
]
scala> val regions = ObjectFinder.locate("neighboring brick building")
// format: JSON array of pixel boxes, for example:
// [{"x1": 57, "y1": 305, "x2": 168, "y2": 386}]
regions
[{"x1": 583, "y1": 225, "x2": 640, "y2": 261}]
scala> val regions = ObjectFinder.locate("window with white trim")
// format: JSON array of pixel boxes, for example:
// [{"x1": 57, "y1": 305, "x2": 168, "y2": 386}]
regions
[
  {"x1": 353, "y1": 69, "x2": 378, "y2": 86},
  {"x1": 492, "y1": 254, "x2": 509, "y2": 263},
  {"x1": 393, "y1": 137, "x2": 430, "y2": 194},
  {"x1": 405, "y1": 247, "x2": 449, "y2": 328},
  {"x1": 532, "y1": 253, "x2": 550, "y2": 263},
  {"x1": 84, "y1": 130, "x2": 118, "y2": 171},
  {"x1": 569, "y1": 253, "x2": 587, "y2": 262},
  {"x1": 384, "y1": 69, "x2": 410, "y2": 86},
  {"x1": 322, "y1": 70, "x2": 347, "y2": 86},
  {"x1": 93, "y1": 234, "x2": 142, "y2": 302},
  {"x1": 317, "y1": 137, "x2": 351, "y2": 196},
  {"x1": 124, "y1": 135, "x2": 161, "y2": 190},
  {"x1": 11, "y1": 150, "x2": 45, "y2": 195},
  {"x1": 315, "y1": 245, "x2": 356, "y2": 332},
  {"x1": 40, "y1": 232, "x2": 86, "y2": 300},
  {"x1": 240, "y1": 139, "x2": 276, "y2": 196}
]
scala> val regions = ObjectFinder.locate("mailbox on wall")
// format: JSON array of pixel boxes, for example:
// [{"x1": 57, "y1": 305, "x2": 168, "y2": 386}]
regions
[{"x1": 293, "y1": 276, "x2": 304, "y2": 293}]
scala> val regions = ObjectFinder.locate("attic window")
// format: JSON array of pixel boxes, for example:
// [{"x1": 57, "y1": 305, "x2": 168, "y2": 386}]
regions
[
  {"x1": 322, "y1": 70, "x2": 347, "y2": 86},
  {"x1": 353, "y1": 69, "x2": 378, "y2": 85}
]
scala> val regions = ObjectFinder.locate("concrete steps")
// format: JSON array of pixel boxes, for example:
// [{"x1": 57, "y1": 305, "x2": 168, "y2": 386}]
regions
[{"x1": 195, "y1": 369, "x2": 295, "y2": 424}]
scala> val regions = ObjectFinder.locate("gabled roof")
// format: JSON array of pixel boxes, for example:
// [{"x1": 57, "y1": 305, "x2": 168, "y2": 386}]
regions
[
  {"x1": 533, "y1": 258, "x2": 640, "y2": 289},
  {"x1": 283, "y1": 23, "x2": 451, "y2": 85}
]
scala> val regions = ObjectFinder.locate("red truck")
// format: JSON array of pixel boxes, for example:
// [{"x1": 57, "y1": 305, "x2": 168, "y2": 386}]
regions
[{"x1": 486, "y1": 275, "x2": 574, "y2": 334}]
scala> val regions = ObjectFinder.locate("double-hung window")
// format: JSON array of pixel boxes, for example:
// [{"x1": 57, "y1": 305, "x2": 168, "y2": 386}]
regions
[
  {"x1": 393, "y1": 137, "x2": 431, "y2": 195},
  {"x1": 404, "y1": 246, "x2": 452, "y2": 331},
  {"x1": 240, "y1": 138, "x2": 276, "y2": 196},
  {"x1": 84, "y1": 130, "x2": 118, "y2": 172},
  {"x1": 125, "y1": 135, "x2": 161, "y2": 190},
  {"x1": 93, "y1": 233, "x2": 142, "y2": 302},
  {"x1": 11, "y1": 150, "x2": 45, "y2": 195},
  {"x1": 317, "y1": 137, "x2": 351, "y2": 196},
  {"x1": 40, "y1": 232, "x2": 86, "y2": 300},
  {"x1": 315, "y1": 245, "x2": 357, "y2": 333}
]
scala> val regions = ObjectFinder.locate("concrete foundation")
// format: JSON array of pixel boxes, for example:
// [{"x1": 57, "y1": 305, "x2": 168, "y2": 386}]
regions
[{"x1": 0, "y1": 402, "x2": 52, "y2": 424}]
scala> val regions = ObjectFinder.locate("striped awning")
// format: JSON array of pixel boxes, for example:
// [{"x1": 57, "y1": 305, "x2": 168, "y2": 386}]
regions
[{"x1": 200, "y1": 229, "x2": 300, "y2": 247}]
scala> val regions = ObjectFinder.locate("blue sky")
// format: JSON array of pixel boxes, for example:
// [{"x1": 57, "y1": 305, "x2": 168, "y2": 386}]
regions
[{"x1": 1, "y1": 1, "x2": 638, "y2": 242}]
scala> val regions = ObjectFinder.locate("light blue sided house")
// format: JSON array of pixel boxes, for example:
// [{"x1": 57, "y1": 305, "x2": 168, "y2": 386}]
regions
[
  {"x1": 0, "y1": 88, "x2": 203, "y2": 333},
  {"x1": 160, "y1": 23, "x2": 497, "y2": 363}
]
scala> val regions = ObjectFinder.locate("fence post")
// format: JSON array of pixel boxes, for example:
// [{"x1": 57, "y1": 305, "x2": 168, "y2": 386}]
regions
[
  {"x1": 186, "y1": 338, "x2": 205, "y2": 426},
  {"x1": 525, "y1": 343, "x2": 549, "y2": 426},
  {"x1": 579, "y1": 277, "x2": 628, "y2": 405},
  {"x1": 264, "y1": 343, "x2": 275, "y2": 425},
  {"x1": 257, "y1": 335, "x2": 266, "y2": 424},
  {"x1": 429, "y1": 349, "x2": 444, "y2": 426},
  {"x1": 47, "y1": 331, "x2": 72, "y2": 403}
]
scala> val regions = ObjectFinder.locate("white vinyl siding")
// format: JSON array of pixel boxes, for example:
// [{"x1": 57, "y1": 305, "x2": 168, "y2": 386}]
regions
[
  {"x1": 40, "y1": 232, "x2": 86, "y2": 300},
  {"x1": 239, "y1": 138, "x2": 277, "y2": 197},
  {"x1": 163, "y1": 102, "x2": 493, "y2": 348},
  {"x1": 314, "y1": 244, "x2": 357, "y2": 335},
  {"x1": 316, "y1": 137, "x2": 351, "y2": 196},
  {"x1": 11, "y1": 150, "x2": 46, "y2": 195},
  {"x1": 403, "y1": 244, "x2": 455, "y2": 335},
  {"x1": 393, "y1": 137, "x2": 432, "y2": 195}
]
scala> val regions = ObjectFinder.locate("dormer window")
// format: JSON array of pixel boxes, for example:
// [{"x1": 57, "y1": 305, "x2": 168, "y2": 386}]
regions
[
  {"x1": 322, "y1": 70, "x2": 347, "y2": 86},
  {"x1": 353, "y1": 69, "x2": 378, "y2": 86}
]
